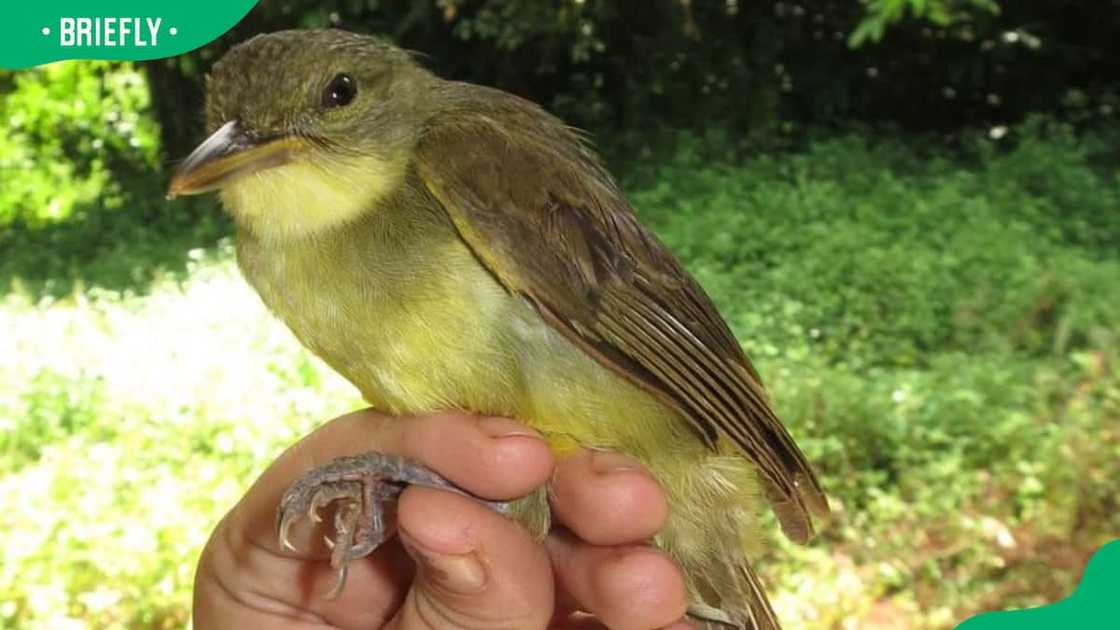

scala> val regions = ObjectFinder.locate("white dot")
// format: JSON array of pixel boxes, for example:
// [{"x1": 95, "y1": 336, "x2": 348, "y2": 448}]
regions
[
  {"x1": 41, "y1": 27, "x2": 50, "y2": 36},
  {"x1": 169, "y1": 27, "x2": 178, "y2": 36}
]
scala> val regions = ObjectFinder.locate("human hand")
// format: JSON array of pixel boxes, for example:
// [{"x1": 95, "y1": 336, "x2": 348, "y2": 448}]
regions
[{"x1": 193, "y1": 410, "x2": 691, "y2": 629}]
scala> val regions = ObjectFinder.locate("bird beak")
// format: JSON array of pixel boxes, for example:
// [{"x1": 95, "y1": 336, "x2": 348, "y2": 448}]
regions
[{"x1": 166, "y1": 121, "x2": 302, "y2": 199}]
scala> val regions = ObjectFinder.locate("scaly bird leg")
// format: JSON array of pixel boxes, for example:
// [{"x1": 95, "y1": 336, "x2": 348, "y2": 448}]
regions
[{"x1": 277, "y1": 452, "x2": 510, "y2": 598}]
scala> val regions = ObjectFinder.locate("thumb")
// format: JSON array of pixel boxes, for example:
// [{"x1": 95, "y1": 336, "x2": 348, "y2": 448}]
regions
[{"x1": 390, "y1": 487, "x2": 554, "y2": 629}]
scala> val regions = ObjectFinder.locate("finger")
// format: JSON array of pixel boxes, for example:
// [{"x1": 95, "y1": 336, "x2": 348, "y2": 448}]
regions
[
  {"x1": 390, "y1": 487, "x2": 554, "y2": 629},
  {"x1": 387, "y1": 412, "x2": 555, "y2": 500},
  {"x1": 550, "y1": 449, "x2": 669, "y2": 546},
  {"x1": 547, "y1": 530, "x2": 688, "y2": 630}
]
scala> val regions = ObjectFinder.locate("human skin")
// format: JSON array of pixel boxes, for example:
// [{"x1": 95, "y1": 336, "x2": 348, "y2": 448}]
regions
[{"x1": 193, "y1": 410, "x2": 694, "y2": 629}]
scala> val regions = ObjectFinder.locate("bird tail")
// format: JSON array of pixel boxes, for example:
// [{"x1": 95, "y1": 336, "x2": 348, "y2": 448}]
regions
[
  {"x1": 686, "y1": 551, "x2": 783, "y2": 630},
  {"x1": 653, "y1": 447, "x2": 800, "y2": 630}
]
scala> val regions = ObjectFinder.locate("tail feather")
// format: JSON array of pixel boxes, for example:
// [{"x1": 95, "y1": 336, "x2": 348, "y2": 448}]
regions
[
  {"x1": 687, "y1": 534, "x2": 783, "y2": 630},
  {"x1": 735, "y1": 557, "x2": 782, "y2": 630}
]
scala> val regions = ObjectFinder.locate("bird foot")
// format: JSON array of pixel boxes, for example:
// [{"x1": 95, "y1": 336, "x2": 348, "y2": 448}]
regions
[{"x1": 277, "y1": 451, "x2": 510, "y2": 598}]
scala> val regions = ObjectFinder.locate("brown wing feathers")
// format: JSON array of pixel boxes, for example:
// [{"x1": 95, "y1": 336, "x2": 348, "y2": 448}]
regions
[
  {"x1": 415, "y1": 85, "x2": 828, "y2": 542},
  {"x1": 601, "y1": 277, "x2": 827, "y2": 542}
]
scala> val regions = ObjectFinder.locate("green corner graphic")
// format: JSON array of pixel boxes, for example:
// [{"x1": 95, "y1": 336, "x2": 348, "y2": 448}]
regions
[
  {"x1": 956, "y1": 540, "x2": 1120, "y2": 629},
  {"x1": 3, "y1": 2, "x2": 259, "y2": 69}
]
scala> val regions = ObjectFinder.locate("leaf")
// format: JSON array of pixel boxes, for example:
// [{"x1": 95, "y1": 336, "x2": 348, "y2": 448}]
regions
[{"x1": 848, "y1": 16, "x2": 886, "y2": 48}]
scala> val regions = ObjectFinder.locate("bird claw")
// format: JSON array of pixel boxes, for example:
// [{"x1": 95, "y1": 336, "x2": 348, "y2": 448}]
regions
[{"x1": 275, "y1": 451, "x2": 510, "y2": 598}]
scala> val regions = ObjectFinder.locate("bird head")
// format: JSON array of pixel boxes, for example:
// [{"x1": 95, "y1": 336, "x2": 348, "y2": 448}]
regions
[{"x1": 168, "y1": 29, "x2": 433, "y2": 240}]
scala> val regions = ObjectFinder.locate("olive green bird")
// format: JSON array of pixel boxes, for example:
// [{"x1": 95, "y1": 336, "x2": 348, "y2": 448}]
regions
[{"x1": 168, "y1": 29, "x2": 828, "y2": 630}]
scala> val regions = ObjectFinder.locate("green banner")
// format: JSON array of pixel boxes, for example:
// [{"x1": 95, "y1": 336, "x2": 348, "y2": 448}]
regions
[
  {"x1": 956, "y1": 540, "x2": 1120, "y2": 629},
  {"x1": 2, "y1": 2, "x2": 259, "y2": 69}
]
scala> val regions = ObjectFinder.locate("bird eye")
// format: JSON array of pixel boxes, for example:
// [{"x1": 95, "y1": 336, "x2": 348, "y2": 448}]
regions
[{"x1": 322, "y1": 73, "x2": 356, "y2": 108}]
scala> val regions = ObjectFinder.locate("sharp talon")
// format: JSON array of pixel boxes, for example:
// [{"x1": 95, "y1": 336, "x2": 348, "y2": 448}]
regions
[
  {"x1": 325, "y1": 562, "x2": 349, "y2": 600},
  {"x1": 278, "y1": 516, "x2": 298, "y2": 552}
]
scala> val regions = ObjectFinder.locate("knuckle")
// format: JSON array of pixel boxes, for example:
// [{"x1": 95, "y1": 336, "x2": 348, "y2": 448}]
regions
[{"x1": 407, "y1": 577, "x2": 544, "y2": 630}]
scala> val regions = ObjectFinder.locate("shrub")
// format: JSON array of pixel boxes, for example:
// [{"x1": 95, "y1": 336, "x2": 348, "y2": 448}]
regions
[{"x1": 0, "y1": 62, "x2": 159, "y2": 228}]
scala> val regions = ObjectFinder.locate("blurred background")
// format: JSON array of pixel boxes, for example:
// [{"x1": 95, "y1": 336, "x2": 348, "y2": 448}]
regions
[{"x1": 1, "y1": 1, "x2": 1118, "y2": 628}]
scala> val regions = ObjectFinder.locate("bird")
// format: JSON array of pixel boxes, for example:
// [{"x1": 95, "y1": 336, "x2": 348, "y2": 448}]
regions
[{"x1": 167, "y1": 29, "x2": 828, "y2": 630}]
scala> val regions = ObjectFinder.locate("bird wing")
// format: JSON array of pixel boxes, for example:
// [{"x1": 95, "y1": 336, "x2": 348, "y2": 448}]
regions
[{"x1": 414, "y1": 86, "x2": 829, "y2": 542}]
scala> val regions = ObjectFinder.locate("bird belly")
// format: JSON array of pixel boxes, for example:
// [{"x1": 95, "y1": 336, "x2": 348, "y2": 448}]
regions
[{"x1": 239, "y1": 225, "x2": 764, "y2": 613}]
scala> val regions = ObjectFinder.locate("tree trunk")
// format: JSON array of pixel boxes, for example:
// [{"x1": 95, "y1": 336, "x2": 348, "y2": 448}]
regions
[{"x1": 144, "y1": 58, "x2": 205, "y2": 168}]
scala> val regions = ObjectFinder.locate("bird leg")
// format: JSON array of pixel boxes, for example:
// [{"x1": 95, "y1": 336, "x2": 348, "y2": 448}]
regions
[{"x1": 276, "y1": 452, "x2": 510, "y2": 598}]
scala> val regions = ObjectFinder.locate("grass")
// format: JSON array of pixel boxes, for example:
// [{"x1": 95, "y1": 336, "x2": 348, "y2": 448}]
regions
[
  {"x1": 1, "y1": 121, "x2": 1118, "y2": 629},
  {"x1": 0, "y1": 254, "x2": 363, "y2": 628}
]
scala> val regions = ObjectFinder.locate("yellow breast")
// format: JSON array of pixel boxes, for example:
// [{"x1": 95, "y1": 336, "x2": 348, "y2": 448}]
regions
[{"x1": 233, "y1": 174, "x2": 764, "y2": 594}]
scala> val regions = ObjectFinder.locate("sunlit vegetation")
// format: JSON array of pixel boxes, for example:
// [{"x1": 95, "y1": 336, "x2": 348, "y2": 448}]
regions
[
  {"x1": 2, "y1": 1, "x2": 1118, "y2": 625},
  {"x1": 2, "y1": 95, "x2": 1117, "y2": 626}
]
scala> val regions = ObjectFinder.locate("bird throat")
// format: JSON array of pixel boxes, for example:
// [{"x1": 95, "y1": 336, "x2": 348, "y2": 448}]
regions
[{"x1": 220, "y1": 151, "x2": 410, "y2": 242}]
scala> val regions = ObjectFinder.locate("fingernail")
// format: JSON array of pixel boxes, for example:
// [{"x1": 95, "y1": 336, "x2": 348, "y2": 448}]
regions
[
  {"x1": 478, "y1": 416, "x2": 542, "y2": 440},
  {"x1": 413, "y1": 548, "x2": 488, "y2": 593},
  {"x1": 590, "y1": 449, "x2": 643, "y2": 474}
]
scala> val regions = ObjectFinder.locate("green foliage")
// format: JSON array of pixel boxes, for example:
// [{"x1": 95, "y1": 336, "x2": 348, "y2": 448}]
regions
[
  {"x1": 0, "y1": 198, "x2": 230, "y2": 299},
  {"x1": 850, "y1": 0, "x2": 1001, "y2": 47},
  {"x1": 146, "y1": 0, "x2": 1119, "y2": 161},
  {"x1": 0, "y1": 62, "x2": 158, "y2": 228},
  {"x1": 0, "y1": 62, "x2": 230, "y2": 299},
  {"x1": 625, "y1": 121, "x2": 1120, "y2": 371},
  {"x1": 0, "y1": 61, "x2": 231, "y2": 299},
  {"x1": 1, "y1": 122, "x2": 1117, "y2": 628},
  {"x1": 616, "y1": 122, "x2": 1119, "y2": 624}
]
